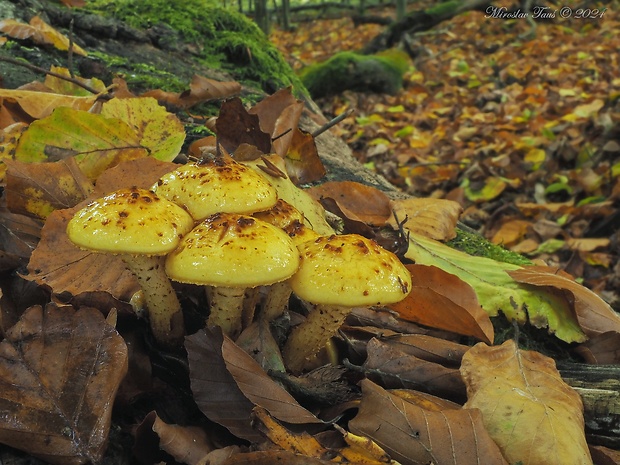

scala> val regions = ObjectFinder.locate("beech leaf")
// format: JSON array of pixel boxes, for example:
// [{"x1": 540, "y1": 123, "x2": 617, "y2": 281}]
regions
[
  {"x1": 388, "y1": 264, "x2": 493, "y2": 343},
  {"x1": 404, "y1": 232, "x2": 586, "y2": 343},
  {"x1": 14, "y1": 107, "x2": 148, "y2": 180},
  {"x1": 0, "y1": 304, "x2": 128, "y2": 465},
  {"x1": 388, "y1": 197, "x2": 462, "y2": 241},
  {"x1": 100, "y1": 97, "x2": 185, "y2": 162},
  {"x1": 461, "y1": 340, "x2": 592, "y2": 465},
  {"x1": 348, "y1": 379, "x2": 509, "y2": 465},
  {"x1": 507, "y1": 265, "x2": 620, "y2": 337},
  {"x1": 5, "y1": 158, "x2": 93, "y2": 219},
  {"x1": 0, "y1": 89, "x2": 97, "y2": 119}
]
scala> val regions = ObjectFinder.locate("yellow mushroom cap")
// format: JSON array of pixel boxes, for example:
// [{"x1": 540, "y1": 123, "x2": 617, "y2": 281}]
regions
[
  {"x1": 165, "y1": 213, "x2": 301, "y2": 288},
  {"x1": 153, "y1": 157, "x2": 278, "y2": 221},
  {"x1": 289, "y1": 234, "x2": 412, "y2": 307},
  {"x1": 253, "y1": 199, "x2": 305, "y2": 229},
  {"x1": 66, "y1": 187, "x2": 194, "y2": 255}
]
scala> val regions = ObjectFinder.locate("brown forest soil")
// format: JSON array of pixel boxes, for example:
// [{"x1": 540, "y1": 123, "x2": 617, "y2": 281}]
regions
[{"x1": 271, "y1": 1, "x2": 620, "y2": 310}]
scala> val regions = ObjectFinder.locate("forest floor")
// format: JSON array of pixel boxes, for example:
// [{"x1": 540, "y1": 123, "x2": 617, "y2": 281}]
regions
[{"x1": 270, "y1": 0, "x2": 620, "y2": 310}]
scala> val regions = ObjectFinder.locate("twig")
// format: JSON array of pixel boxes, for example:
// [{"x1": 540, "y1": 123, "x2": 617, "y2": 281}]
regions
[
  {"x1": 312, "y1": 108, "x2": 354, "y2": 138},
  {"x1": 68, "y1": 18, "x2": 75, "y2": 78},
  {"x1": 0, "y1": 55, "x2": 109, "y2": 97}
]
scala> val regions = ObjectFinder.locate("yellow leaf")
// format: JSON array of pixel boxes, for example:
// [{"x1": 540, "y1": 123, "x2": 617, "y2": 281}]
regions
[
  {"x1": 14, "y1": 106, "x2": 147, "y2": 181},
  {"x1": 101, "y1": 97, "x2": 185, "y2": 162},
  {"x1": 461, "y1": 340, "x2": 592, "y2": 465},
  {"x1": 387, "y1": 197, "x2": 461, "y2": 241},
  {"x1": 0, "y1": 89, "x2": 98, "y2": 119}
]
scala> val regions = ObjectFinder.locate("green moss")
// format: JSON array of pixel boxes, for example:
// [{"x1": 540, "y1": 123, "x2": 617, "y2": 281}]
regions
[
  {"x1": 447, "y1": 228, "x2": 532, "y2": 266},
  {"x1": 300, "y1": 49, "x2": 409, "y2": 98},
  {"x1": 425, "y1": 0, "x2": 462, "y2": 18},
  {"x1": 83, "y1": 0, "x2": 306, "y2": 96}
]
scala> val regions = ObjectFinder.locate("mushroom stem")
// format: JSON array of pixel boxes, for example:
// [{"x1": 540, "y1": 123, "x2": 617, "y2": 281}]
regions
[
  {"x1": 121, "y1": 254, "x2": 185, "y2": 348},
  {"x1": 207, "y1": 286, "x2": 246, "y2": 338},
  {"x1": 261, "y1": 281, "x2": 293, "y2": 322},
  {"x1": 282, "y1": 304, "x2": 351, "y2": 373}
]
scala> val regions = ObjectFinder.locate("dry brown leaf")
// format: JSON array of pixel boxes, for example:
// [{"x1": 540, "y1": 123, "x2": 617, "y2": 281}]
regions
[
  {"x1": 508, "y1": 265, "x2": 620, "y2": 337},
  {"x1": 221, "y1": 450, "x2": 333, "y2": 465},
  {"x1": 0, "y1": 201, "x2": 41, "y2": 269},
  {"x1": 378, "y1": 333, "x2": 469, "y2": 367},
  {"x1": 389, "y1": 389, "x2": 462, "y2": 412},
  {"x1": 283, "y1": 127, "x2": 326, "y2": 185},
  {"x1": 363, "y1": 337, "x2": 466, "y2": 402},
  {"x1": 0, "y1": 304, "x2": 127, "y2": 465},
  {"x1": 461, "y1": 340, "x2": 592, "y2": 465},
  {"x1": 349, "y1": 379, "x2": 509, "y2": 465},
  {"x1": 273, "y1": 102, "x2": 305, "y2": 158},
  {"x1": 5, "y1": 158, "x2": 93, "y2": 219},
  {"x1": 92, "y1": 157, "x2": 176, "y2": 197},
  {"x1": 142, "y1": 75, "x2": 241, "y2": 109},
  {"x1": 388, "y1": 197, "x2": 461, "y2": 241},
  {"x1": 574, "y1": 331, "x2": 620, "y2": 365},
  {"x1": 24, "y1": 207, "x2": 140, "y2": 314},
  {"x1": 216, "y1": 98, "x2": 271, "y2": 155},
  {"x1": 306, "y1": 180, "x2": 392, "y2": 226},
  {"x1": 248, "y1": 87, "x2": 298, "y2": 138},
  {"x1": 388, "y1": 264, "x2": 493, "y2": 343},
  {"x1": 149, "y1": 411, "x2": 214, "y2": 465},
  {"x1": 186, "y1": 327, "x2": 321, "y2": 444}
]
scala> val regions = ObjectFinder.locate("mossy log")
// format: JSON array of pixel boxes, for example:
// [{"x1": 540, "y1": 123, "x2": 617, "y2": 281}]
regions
[{"x1": 0, "y1": 0, "x2": 618, "y2": 456}]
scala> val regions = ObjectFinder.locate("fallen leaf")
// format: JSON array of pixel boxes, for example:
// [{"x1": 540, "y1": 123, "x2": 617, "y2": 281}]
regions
[
  {"x1": 0, "y1": 202, "x2": 41, "y2": 269},
  {"x1": 0, "y1": 16, "x2": 87, "y2": 56},
  {"x1": 15, "y1": 106, "x2": 148, "y2": 181},
  {"x1": 461, "y1": 340, "x2": 592, "y2": 465},
  {"x1": 574, "y1": 331, "x2": 620, "y2": 365},
  {"x1": 349, "y1": 379, "x2": 509, "y2": 465},
  {"x1": 92, "y1": 157, "x2": 177, "y2": 197},
  {"x1": 149, "y1": 411, "x2": 214, "y2": 465},
  {"x1": 377, "y1": 333, "x2": 469, "y2": 368},
  {"x1": 143, "y1": 75, "x2": 241, "y2": 109},
  {"x1": 0, "y1": 89, "x2": 98, "y2": 119},
  {"x1": 24, "y1": 207, "x2": 140, "y2": 314},
  {"x1": 5, "y1": 158, "x2": 93, "y2": 219},
  {"x1": 307, "y1": 180, "x2": 392, "y2": 226},
  {"x1": 0, "y1": 304, "x2": 127, "y2": 465},
  {"x1": 284, "y1": 128, "x2": 326, "y2": 184},
  {"x1": 186, "y1": 327, "x2": 321, "y2": 444},
  {"x1": 216, "y1": 98, "x2": 271, "y2": 155},
  {"x1": 44, "y1": 66, "x2": 107, "y2": 96},
  {"x1": 388, "y1": 264, "x2": 493, "y2": 343},
  {"x1": 249, "y1": 87, "x2": 298, "y2": 138},
  {"x1": 362, "y1": 337, "x2": 466, "y2": 402},
  {"x1": 100, "y1": 97, "x2": 185, "y2": 163},
  {"x1": 508, "y1": 265, "x2": 620, "y2": 337},
  {"x1": 388, "y1": 197, "x2": 462, "y2": 241},
  {"x1": 404, "y1": 232, "x2": 586, "y2": 343}
]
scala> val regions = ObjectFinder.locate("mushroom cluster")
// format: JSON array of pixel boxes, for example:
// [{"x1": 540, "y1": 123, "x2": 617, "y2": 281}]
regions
[{"x1": 66, "y1": 154, "x2": 412, "y2": 366}]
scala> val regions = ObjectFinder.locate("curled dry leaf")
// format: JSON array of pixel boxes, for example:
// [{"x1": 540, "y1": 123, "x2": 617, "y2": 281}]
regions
[
  {"x1": 362, "y1": 337, "x2": 466, "y2": 402},
  {"x1": 0, "y1": 202, "x2": 42, "y2": 269},
  {"x1": 143, "y1": 74, "x2": 241, "y2": 109},
  {"x1": 306, "y1": 180, "x2": 392, "y2": 226},
  {"x1": 0, "y1": 304, "x2": 128, "y2": 465},
  {"x1": 388, "y1": 197, "x2": 462, "y2": 241},
  {"x1": 92, "y1": 157, "x2": 177, "y2": 196},
  {"x1": 0, "y1": 16, "x2": 87, "y2": 56},
  {"x1": 5, "y1": 158, "x2": 93, "y2": 220},
  {"x1": 349, "y1": 379, "x2": 509, "y2": 465},
  {"x1": 149, "y1": 411, "x2": 214, "y2": 465},
  {"x1": 508, "y1": 265, "x2": 620, "y2": 337},
  {"x1": 283, "y1": 128, "x2": 326, "y2": 185},
  {"x1": 377, "y1": 333, "x2": 469, "y2": 368},
  {"x1": 186, "y1": 327, "x2": 321, "y2": 443},
  {"x1": 388, "y1": 264, "x2": 494, "y2": 344},
  {"x1": 461, "y1": 340, "x2": 592, "y2": 465},
  {"x1": 574, "y1": 331, "x2": 620, "y2": 365}
]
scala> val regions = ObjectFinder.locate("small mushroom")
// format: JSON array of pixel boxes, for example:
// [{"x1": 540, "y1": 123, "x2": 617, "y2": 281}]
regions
[
  {"x1": 165, "y1": 213, "x2": 301, "y2": 339},
  {"x1": 253, "y1": 200, "x2": 321, "y2": 321},
  {"x1": 152, "y1": 154, "x2": 278, "y2": 221},
  {"x1": 66, "y1": 187, "x2": 194, "y2": 348},
  {"x1": 282, "y1": 234, "x2": 412, "y2": 373}
]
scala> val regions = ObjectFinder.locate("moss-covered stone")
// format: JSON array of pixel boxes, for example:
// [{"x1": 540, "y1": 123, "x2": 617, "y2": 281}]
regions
[
  {"x1": 299, "y1": 49, "x2": 410, "y2": 99},
  {"x1": 83, "y1": 0, "x2": 307, "y2": 96}
]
